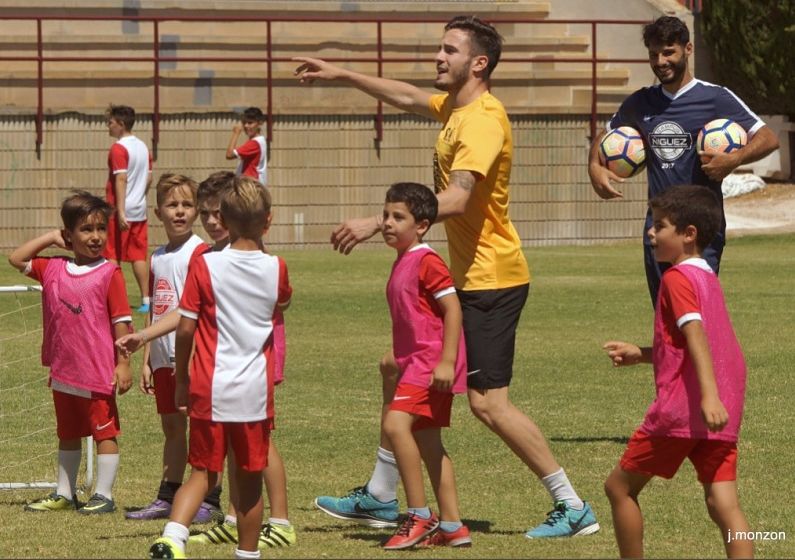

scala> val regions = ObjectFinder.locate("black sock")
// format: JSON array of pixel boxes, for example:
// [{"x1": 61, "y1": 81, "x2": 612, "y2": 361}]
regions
[
  {"x1": 204, "y1": 485, "x2": 222, "y2": 508},
  {"x1": 157, "y1": 480, "x2": 182, "y2": 503}
]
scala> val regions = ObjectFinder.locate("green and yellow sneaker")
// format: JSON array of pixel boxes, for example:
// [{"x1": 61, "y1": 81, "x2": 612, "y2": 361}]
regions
[
  {"x1": 259, "y1": 523, "x2": 296, "y2": 548},
  {"x1": 149, "y1": 536, "x2": 186, "y2": 559},
  {"x1": 24, "y1": 492, "x2": 77, "y2": 512},
  {"x1": 188, "y1": 521, "x2": 238, "y2": 545}
]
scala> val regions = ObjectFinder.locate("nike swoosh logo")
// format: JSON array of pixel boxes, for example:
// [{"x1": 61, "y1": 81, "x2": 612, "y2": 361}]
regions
[
  {"x1": 467, "y1": 369, "x2": 481, "y2": 376},
  {"x1": 643, "y1": 115, "x2": 654, "y2": 122},
  {"x1": 95, "y1": 420, "x2": 114, "y2": 431},
  {"x1": 569, "y1": 510, "x2": 589, "y2": 529},
  {"x1": 392, "y1": 396, "x2": 411, "y2": 401},
  {"x1": 59, "y1": 297, "x2": 83, "y2": 315}
]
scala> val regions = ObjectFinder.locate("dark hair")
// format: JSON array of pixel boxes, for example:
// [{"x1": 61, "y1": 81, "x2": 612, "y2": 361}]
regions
[
  {"x1": 60, "y1": 190, "x2": 113, "y2": 231},
  {"x1": 643, "y1": 16, "x2": 690, "y2": 47},
  {"x1": 444, "y1": 15, "x2": 503, "y2": 79},
  {"x1": 385, "y1": 182, "x2": 438, "y2": 226},
  {"x1": 242, "y1": 107, "x2": 266, "y2": 123},
  {"x1": 106, "y1": 104, "x2": 136, "y2": 130},
  {"x1": 197, "y1": 171, "x2": 235, "y2": 205},
  {"x1": 649, "y1": 185, "x2": 721, "y2": 250}
]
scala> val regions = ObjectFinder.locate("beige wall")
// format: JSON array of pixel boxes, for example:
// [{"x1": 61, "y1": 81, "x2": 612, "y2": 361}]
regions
[{"x1": 0, "y1": 113, "x2": 648, "y2": 252}]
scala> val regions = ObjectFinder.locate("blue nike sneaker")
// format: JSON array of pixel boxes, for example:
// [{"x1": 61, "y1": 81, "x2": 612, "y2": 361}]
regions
[
  {"x1": 314, "y1": 485, "x2": 399, "y2": 528},
  {"x1": 525, "y1": 501, "x2": 600, "y2": 538}
]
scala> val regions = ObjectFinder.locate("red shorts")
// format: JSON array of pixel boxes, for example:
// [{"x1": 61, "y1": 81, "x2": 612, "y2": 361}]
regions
[
  {"x1": 104, "y1": 216, "x2": 147, "y2": 262},
  {"x1": 153, "y1": 367, "x2": 177, "y2": 415},
  {"x1": 188, "y1": 418, "x2": 270, "y2": 473},
  {"x1": 620, "y1": 430, "x2": 738, "y2": 483},
  {"x1": 53, "y1": 390, "x2": 120, "y2": 441},
  {"x1": 389, "y1": 383, "x2": 454, "y2": 431}
]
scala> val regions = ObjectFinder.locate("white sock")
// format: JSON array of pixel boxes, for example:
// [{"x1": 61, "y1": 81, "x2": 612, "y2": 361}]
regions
[
  {"x1": 141, "y1": 296, "x2": 151, "y2": 305},
  {"x1": 367, "y1": 447, "x2": 399, "y2": 502},
  {"x1": 235, "y1": 548, "x2": 261, "y2": 559},
  {"x1": 225, "y1": 514, "x2": 238, "y2": 526},
  {"x1": 94, "y1": 453, "x2": 120, "y2": 500},
  {"x1": 269, "y1": 517, "x2": 291, "y2": 527},
  {"x1": 541, "y1": 468, "x2": 584, "y2": 510},
  {"x1": 163, "y1": 522, "x2": 189, "y2": 551},
  {"x1": 56, "y1": 449, "x2": 81, "y2": 498}
]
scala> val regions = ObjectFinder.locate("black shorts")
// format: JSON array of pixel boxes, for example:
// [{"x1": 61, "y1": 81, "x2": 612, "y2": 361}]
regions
[{"x1": 458, "y1": 283, "x2": 529, "y2": 390}]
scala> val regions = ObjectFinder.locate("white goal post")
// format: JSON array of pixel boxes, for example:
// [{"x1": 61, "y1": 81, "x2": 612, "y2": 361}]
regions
[{"x1": 0, "y1": 284, "x2": 94, "y2": 492}]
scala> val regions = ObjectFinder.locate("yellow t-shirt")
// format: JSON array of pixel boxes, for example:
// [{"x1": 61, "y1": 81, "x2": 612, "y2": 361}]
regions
[{"x1": 429, "y1": 92, "x2": 530, "y2": 291}]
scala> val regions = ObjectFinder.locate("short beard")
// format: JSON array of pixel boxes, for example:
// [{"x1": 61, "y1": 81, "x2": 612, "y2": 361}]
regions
[{"x1": 655, "y1": 57, "x2": 687, "y2": 84}]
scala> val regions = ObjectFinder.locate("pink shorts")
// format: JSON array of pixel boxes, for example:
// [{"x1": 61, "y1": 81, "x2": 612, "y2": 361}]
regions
[
  {"x1": 153, "y1": 367, "x2": 177, "y2": 415},
  {"x1": 105, "y1": 217, "x2": 147, "y2": 262},
  {"x1": 53, "y1": 390, "x2": 120, "y2": 441},
  {"x1": 188, "y1": 418, "x2": 270, "y2": 473},
  {"x1": 620, "y1": 430, "x2": 738, "y2": 483},
  {"x1": 390, "y1": 383, "x2": 453, "y2": 431}
]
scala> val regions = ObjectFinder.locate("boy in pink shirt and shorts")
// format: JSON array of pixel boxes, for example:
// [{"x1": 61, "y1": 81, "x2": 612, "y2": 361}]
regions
[
  {"x1": 9, "y1": 191, "x2": 133, "y2": 515},
  {"x1": 379, "y1": 182, "x2": 469, "y2": 550},
  {"x1": 603, "y1": 185, "x2": 752, "y2": 558}
]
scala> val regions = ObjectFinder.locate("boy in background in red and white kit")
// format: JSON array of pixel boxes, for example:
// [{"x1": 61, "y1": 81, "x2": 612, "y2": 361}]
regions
[
  {"x1": 603, "y1": 185, "x2": 752, "y2": 558},
  {"x1": 150, "y1": 177, "x2": 291, "y2": 560},
  {"x1": 9, "y1": 191, "x2": 133, "y2": 515},
  {"x1": 124, "y1": 174, "x2": 221, "y2": 523},
  {"x1": 226, "y1": 107, "x2": 267, "y2": 185},
  {"x1": 104, "y1": 104, "x2": 153, "y2": 313}
]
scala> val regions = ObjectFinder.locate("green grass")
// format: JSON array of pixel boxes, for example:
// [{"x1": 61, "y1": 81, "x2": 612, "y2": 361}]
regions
[{"x1": 1, "y1": 234, "x2": 793, "y2": 558}]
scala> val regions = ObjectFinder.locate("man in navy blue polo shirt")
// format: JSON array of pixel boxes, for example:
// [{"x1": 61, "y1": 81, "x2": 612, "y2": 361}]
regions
[{"x1": 588, "y1": 16, "x2": 779, "y2": 304}]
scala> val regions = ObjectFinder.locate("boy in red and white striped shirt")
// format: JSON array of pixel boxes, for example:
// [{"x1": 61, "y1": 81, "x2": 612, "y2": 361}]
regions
[{"x1": 150, "y1": 176, "x2": 290, "y2": 560}]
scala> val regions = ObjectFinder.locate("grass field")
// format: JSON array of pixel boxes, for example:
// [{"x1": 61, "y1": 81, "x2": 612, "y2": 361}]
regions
[{"x1": 0, "y1": 234, "x2": 793, "y2": 559}]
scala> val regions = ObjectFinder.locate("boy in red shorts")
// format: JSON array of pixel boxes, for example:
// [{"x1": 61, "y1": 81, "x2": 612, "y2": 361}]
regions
[
  {"x1": 379, "y1": 182, "x2": 469, "y2": 550},
  {"x1": 9, "y1": 190, "x2": 133, "y2": 515},
  {"x1": 150, "y1": 177, "x2": 291, "y2": 559},
  {"x1": 603, "y1": 185, "x2": 753, "y2": 558},
  {"x1": 104, "y1": 104, "x2": 153, "y2": 313}
]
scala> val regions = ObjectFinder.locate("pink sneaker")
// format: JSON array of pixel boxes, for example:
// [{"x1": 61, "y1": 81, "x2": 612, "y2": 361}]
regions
[
  {"x1": 383, "y1": 512, "x2": 439, "y2": 550},
  {"x1": 417, "y1": 524, "x2": 472, "y2": 547}
]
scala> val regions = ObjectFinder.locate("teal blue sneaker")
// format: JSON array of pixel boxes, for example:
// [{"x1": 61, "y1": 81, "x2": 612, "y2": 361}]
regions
[
  {"x1": 525, "y1": 501, "x2": 600, "y2": 538},
  {"x1": 314, "y1": 485, "x2": 399, "y2": 528}
]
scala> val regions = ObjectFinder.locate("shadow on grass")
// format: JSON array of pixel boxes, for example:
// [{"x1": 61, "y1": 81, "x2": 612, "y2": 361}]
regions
[
  {"x1": 96, "y1": 528, "x2": 163, "y2": 540},
  {"x1": 550, "y1": 436, "x2": 629, "y2": 444}
]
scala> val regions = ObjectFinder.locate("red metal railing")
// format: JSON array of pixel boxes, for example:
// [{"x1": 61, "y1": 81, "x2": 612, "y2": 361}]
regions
[{"x1": 0, "y1": 14, "x2": 651, "y2": 159}]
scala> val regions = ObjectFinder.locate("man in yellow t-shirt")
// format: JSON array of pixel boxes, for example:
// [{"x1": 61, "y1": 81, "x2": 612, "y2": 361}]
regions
[{"x1": 295, "y1": 15, "x2": 599, "y2": 541}]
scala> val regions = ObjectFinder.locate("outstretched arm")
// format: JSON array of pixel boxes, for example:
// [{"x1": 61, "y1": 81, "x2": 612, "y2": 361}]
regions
[
  {"x1": 588, "y1": 129, "x2": 625, "y2": 200},
  {"x1": 700, "y1": 125, "x2": 780, "y2": 182},
  {"x1": 603, "y1": 341, "x2": 652, "y2": 367},
  {"x1": 115, "y1": 308, "x2": 181, "y2": 357},
  {"x1": 294, "y1": 57, "x2": 434, "y2": 119}
]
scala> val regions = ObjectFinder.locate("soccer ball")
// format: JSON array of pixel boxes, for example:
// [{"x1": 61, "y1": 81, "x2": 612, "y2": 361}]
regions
[
  {"x1": 599, "y1": 126, "x2": 646, "y2": 178},
  {"x1": 697, "y1": 119, "x2": 747, "y2": 154}
]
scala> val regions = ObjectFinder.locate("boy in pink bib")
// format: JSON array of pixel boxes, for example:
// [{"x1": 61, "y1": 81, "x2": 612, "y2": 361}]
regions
[
  {"x1": 603, "y1": 185, "x2": 752, "y2": 558},
  {"x1": 378, "y1": 182, "x2": 469, "y2": 550},
  {"x1": 9, "y1": 191, "x2": 133, "y2": 515}
]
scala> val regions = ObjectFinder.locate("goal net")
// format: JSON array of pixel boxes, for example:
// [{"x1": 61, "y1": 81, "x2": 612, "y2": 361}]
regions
[{"x1": 0, "y1": 285, "x2": 93, "y2": 492}]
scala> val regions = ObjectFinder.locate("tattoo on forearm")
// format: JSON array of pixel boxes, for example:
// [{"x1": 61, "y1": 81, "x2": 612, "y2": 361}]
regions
[{"x1": 449, "y1": 170, "x2": 476, "y2": 192}]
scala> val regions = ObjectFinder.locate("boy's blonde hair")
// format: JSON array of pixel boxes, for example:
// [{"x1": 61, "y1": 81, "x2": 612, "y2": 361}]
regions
[
  {"x1": 155, "y1": 173, "x2": 198, "y2": 206},
  {"x1": 220, "y1": 176, "x2": 272, "y2": 239}
]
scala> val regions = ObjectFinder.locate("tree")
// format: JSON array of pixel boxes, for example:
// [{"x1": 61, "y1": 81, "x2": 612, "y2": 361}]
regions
[{"x1": 700, "y1": 0, "x2": 795, "y2": 117}]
